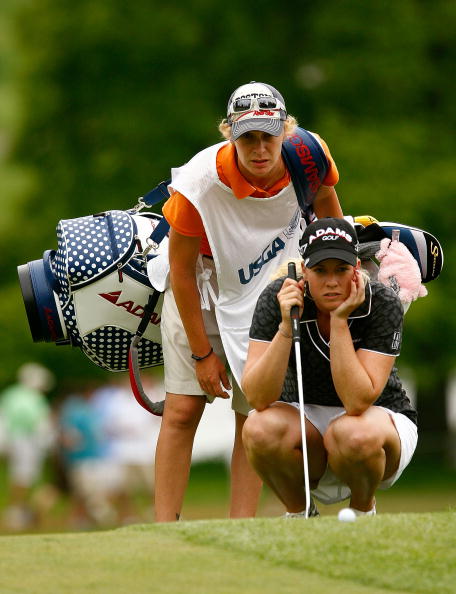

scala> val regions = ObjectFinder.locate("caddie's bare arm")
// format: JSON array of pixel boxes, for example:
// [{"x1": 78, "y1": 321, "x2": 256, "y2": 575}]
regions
[
  {"x1": 242, "y1": 278, "x2": 304, "y2": 410},
  {"x1": 168, "y1": 228, "x2": 231, "y2": 398},
  {"x1": 329, "y1": 269, "x2": 395, "y2": 415},
  {"x1": 313, "y1": 185, "x2": 343, "y2": 219}
]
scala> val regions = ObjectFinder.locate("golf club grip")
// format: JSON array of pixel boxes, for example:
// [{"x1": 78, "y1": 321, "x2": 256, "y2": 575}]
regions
[{"x1": 287, "y1": 262, "x2": 301, "y2": 341}]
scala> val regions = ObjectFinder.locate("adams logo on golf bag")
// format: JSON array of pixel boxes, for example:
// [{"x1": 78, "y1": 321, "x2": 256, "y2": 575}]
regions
[{"x1": 18, "y1": 184, "x2": 170, "y2": 374}]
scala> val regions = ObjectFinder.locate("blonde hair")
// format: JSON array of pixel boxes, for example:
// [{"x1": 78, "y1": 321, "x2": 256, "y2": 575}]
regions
[
  {"x1": 270, "y1": 258, "x2": 303, "y2": 280},
  {"x1": 218, "y1": 115, "x2": 298, "y2": 141}
]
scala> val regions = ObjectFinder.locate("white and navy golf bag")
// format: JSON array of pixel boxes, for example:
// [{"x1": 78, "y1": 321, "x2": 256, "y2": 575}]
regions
[{"x1": 18, "y1": 182, "x2": 170, "y2": 414}]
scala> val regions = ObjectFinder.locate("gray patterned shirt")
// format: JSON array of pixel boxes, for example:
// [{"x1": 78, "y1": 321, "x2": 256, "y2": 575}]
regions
[{"x1": 249, "y1": 277, "x2": 417, "y2": 425}]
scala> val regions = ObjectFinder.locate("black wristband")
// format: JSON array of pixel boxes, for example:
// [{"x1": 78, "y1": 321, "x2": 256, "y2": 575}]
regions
[{"x1": 191, "y1": 347, "x2": 213, "y2": 361}]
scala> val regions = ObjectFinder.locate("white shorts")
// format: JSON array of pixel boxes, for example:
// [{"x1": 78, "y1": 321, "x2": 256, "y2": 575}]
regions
[
  {"x1": 160, "y1": 257, "x2": 251, "y2": 417},
  {"x1": 284, "y1": 402, "x2": 418, "y2": 504},
  {"x1": 6, "y1": 436, "x2": 46, "y2": 486}
]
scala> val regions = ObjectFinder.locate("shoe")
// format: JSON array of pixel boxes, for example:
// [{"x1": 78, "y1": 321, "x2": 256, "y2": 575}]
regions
[
  {"x1": 283, "y1": 497, "x2": 320, "y2": 518},
  {"x1": 350, "y1": 502, "x2": 376, "y2": 516}
]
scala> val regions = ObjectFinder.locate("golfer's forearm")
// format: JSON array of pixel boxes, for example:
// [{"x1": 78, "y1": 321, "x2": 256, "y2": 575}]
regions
[
  {"x1": 168, "y1": 229, "x2": 210, "y2": 356},
  {"x1": 242, "y1": 334, "x2": 292, "y2": 410},
  {"x1": 330, "y1": 318, "x2": 376, "y2": 414},
  {"x1": 171, "y1": 272, "x2": 210, "y2": 356},
  {"x1": 313, "y1": 185, "x2": 343, "y2": 218}
]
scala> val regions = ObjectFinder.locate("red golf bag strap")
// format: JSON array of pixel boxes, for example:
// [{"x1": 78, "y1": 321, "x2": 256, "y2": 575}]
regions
[
  {"x1": 129, "y1": 290, "x2": 165, "y2": 416},
  {"x1": 281, "y1": 127, "x2": 329, "y2": 224}
]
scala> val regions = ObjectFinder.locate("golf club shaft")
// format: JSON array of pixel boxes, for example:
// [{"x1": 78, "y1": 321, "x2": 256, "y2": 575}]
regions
[
  {"x1": 294, "y1": 341, "x2": 311, "y2": 518},
  {"x1": 287, "y1": 261, "x2": 311, "y2": 518}
]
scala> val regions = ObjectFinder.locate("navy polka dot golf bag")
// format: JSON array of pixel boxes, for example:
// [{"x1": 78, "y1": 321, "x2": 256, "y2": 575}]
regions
[{"x1": 18, "y1": 182, "x2": 170, "y2": 415}]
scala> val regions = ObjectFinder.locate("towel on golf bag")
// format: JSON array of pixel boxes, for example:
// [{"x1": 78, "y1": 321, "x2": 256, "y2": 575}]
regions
[{"x1": 376, "y1": 237, "x2": 428, "y2": 305}]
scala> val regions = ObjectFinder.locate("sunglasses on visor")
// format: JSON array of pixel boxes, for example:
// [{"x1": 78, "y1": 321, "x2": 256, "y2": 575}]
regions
[{"x1": 229, "y1": 96, "x2": 286, "y2": 114}]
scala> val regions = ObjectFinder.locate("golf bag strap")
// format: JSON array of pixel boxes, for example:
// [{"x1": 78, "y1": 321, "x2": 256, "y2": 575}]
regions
[
  {"x1": 148, "y1": 215, "x2": 170, "y2": 246},
  {"x1": 281, "y1": 128, "x2": 329, "y2": 224},
  {"x1": 141, "y1": 179, "x2": 171, "y2": 247},
  {"x1": 142, "y1": 179, "x2": 171, "y2": 207},
  {"x1": 128, "y1": 290, "x2": 165, "y2": 416}
]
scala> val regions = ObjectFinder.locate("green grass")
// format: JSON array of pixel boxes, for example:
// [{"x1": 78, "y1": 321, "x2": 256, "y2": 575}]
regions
[{"x1": 0, "y1": 512, "x2": 455, "y2": 594}]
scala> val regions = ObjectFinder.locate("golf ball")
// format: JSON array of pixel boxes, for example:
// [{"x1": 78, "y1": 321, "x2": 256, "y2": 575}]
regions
[{"x1": 338, "y1": 508, "x2": 357, "y2": 522}]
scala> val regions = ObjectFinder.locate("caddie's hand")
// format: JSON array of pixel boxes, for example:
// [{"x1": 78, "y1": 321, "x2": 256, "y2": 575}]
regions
[
  {"x1": 277, "y1": 277, "x2": 305, "y2": 334},
  {"x1": 195, "y1": 352, "x2": 231, "y2": 399},
  {"x1": 331, "y1": 268, "x2": 365, "y2": 319}
]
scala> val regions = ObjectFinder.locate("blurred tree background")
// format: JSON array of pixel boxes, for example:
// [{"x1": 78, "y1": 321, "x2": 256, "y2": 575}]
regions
[{"x1": 0, "y1": 0, "x2": 454, "y2": 460}]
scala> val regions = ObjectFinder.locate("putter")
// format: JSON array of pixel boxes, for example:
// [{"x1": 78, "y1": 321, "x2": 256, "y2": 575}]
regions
[{"x1": 288, "y1": 262, "x2": 311, "y2": 518}]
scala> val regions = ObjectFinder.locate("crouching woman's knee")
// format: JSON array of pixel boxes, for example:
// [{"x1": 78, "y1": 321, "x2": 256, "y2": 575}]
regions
[
  {"x1": 242, "y1": 408, "x2": 288, "y2": 456},
  {"x1": 324, "y1": 415, "x2": 383, "y2": 462}
]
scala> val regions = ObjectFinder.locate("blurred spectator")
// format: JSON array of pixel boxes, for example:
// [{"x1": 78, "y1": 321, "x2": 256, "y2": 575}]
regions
[
  {"x1": 0, "y1": 362, "x2": 55, "y2": 531},
  {"x1": 57, "y1": 384, "x2": 116, "y2": 529},
  {"x1": 57, "y1": 376, "x2": 162, "y2": 528},
  {"x1": 92, "y1": 375, "x2": 162, "y2": 524}
]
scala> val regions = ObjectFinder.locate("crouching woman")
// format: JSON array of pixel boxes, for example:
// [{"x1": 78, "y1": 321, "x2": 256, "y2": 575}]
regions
[{"x1": 241, "y1": 217, "x2": 418, "y2": 517}]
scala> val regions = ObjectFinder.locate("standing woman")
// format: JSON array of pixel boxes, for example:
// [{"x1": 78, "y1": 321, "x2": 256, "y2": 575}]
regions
[
  {"x1": 242, "y1": 218, "x2": 418, "y2": 516},
  {"x1": 155, "y1": 82, "x2": 343, "y2": 522}
]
